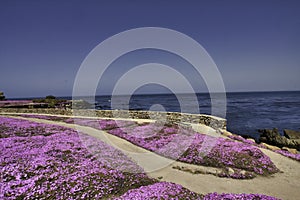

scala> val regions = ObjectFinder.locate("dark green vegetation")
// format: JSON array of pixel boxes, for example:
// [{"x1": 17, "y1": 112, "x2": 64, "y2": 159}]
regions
[
  {"x1": 33, "y1": 95, "x2": 68, "y2": 108},
  {"x1": 0, "y1": 91, "x2": 5, "y2": 100}
]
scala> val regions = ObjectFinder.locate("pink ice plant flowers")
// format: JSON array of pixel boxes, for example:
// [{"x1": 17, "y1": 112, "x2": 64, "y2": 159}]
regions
[
  {"x1": 18, "y1": 114, "x2": 300, "y2": 162},
  {"x1": 0, "y1": 116, "x2": 281, "y2": 199},
  {"x1": 116, "y1": 182, "x2": 280, "y2": 200},
  {"x1": 65, "y1": 118, "x2": 278, "y2": 178},
  {"x1": 115, "y1": 182, "x2": 202, "y2": 200},
  {"x1": 0, "y1": 117, "x2": 154, "y2": 199}
]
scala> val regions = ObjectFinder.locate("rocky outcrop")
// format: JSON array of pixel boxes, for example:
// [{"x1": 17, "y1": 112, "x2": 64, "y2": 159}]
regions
[
  {"x1": 282, "y1": 147, "x2": 298, "y2": 154},
  {"x1": 217, "y1": 129, "x2": 233, "y2": 137},
  {"x1": 246, "y1": 138, "x2": 256, "y2": 143},
  {"x1": 284, "y1": 129, "x2": 300, "y2": 140},
  {"x1": 260, "y1": 142, "x2": 281, "y2": 151},
  {"x1": 258, "y1": 128, "x2": 300, "y2": 150},
  {"x1": 69, "y1": 100, "x2": 92, "y2": 109}
]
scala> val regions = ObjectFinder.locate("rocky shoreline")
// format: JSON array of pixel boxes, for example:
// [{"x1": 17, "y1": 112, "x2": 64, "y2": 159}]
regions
[{"x1": 258, "y1": 128, "x2": 300, "y2": 150}]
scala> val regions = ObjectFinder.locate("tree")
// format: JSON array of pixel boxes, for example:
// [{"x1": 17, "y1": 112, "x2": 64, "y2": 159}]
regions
[
  {"x1": 45, "y1": 95, "x2": 56, "y2": 99},
  {"x1": 0, "y1": 91, "x2": 5, "y2": 100}
]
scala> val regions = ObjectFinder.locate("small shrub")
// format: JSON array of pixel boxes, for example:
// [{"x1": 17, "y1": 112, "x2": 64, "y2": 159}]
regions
[{"x1": 45, "y1": 95, "x2": 56, "y2": 99}]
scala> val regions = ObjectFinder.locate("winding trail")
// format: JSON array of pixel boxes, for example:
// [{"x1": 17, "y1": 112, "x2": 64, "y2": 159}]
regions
[{"x1": 1, "y1": 114, "x2": 300, "y2": 200}]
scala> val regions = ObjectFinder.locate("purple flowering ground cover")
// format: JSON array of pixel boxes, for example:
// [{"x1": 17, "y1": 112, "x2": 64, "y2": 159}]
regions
[
  {"x1": 58, "y1": 118, "x2": 279, "y2": 179},
  {"x1": 113, "y1": 123, "x2": 279, "y2": 178},
  {"x1": 115, "y1": 182, "x2": 203, "y2": 200},
  {"x1": 274, "y1": 150, "x2": 300, "y2": 161},
  {"x1": 10, "y1": 115, "x2": 281, "y2": 178},
  {"x1": 116, "y1": 182, "x2": 280, "y2": 200},
  {"x1": 203, "y1": 192, "x2": 280, "y2": 200},
  {"x1": 0, "y1": 116, "x2": 156, "y2": 199},
  {"x1": 0, "y1": 116, "x2": 281, "y2": 199},
  {"x1": 15, "y1": 114, "x2": 300, "y2": 163},
  {"x1": 19, "y1": 114, "x2": 68, "y2": 121},
  {"x1": 227, "y1": 133, "x2": 300, "y2": 162}
]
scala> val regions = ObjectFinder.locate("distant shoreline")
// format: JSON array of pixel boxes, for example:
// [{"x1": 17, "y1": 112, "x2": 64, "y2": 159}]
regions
[
  {"x1": 5, "y1": 90, "x2": 300, "y2": 100},
  {"x1": 2, "y1": 91, "x2": 300, "y2": 140}
]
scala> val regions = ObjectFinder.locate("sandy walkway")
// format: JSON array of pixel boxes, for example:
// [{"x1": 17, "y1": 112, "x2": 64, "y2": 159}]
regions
[{"x1": 2, "y1": 114, "x2": 300, "y2": 200}]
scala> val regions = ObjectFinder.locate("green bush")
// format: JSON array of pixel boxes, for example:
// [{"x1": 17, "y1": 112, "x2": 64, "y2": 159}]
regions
[
  {"x1": 32, "y1": 95, "x2": 67, "y2": 108},
  {"x1": 0, "y1": 91, "x2": 5, "y2": 100},
  {"x1": 45, "y1": 95, "x2": 56, "y2": 100}
]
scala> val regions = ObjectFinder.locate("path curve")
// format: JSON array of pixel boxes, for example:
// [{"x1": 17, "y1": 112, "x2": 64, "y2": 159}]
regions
[{"x1": 2, "y1": 114, "x2": 300, "y2": 200}]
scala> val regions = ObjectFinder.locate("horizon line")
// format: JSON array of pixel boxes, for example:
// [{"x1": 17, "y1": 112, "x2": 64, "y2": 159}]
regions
[{"x1": 5, "y1": 89, "x2": 300, "y2": 100}]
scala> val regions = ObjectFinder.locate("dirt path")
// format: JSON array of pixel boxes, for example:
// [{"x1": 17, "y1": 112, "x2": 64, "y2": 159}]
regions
[{"x1": 2, "y1": 114, "x2": 300, "y2": 200}]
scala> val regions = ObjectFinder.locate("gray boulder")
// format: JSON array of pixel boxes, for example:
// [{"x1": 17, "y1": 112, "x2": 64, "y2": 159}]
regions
[
  {"x1": 71, "y1": 100, "x2": 93, "y2": 109},
  {"x1": 258, "y1": 128, "x2": 300, "y2": 150}
]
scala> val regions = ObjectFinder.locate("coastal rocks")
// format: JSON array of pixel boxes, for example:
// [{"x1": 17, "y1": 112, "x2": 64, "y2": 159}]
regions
[
  {"x1": 227, "y1": 167, "x2": 235, "y2": 175},
  {"x1": 0, "y1": 108, "x2": 72, "y2": 115},
  {"x1": 258, "y1": 128, "x2": 300, "y2": 151},
  {"x1": 217, "y1": 129, "x2": 233, "y2": 137},
  {"x1": 284, "y1": 129, "x2": 300, "y2": 139},
  {"x1": 247, "y1": 138, "x2": 256, "y2": 143},
  {"x1": 282, "y1": 147, "x2": 298, "y2": 154},
  {"x1": 258, "y1": 128, "x2": 282, "y2": 144},
  {"x1": 260, "y1": 143, "x2": 281, "y2": 151},
  {"x1": 70, "y1": 100, "x2": 93, "y2": 109}
]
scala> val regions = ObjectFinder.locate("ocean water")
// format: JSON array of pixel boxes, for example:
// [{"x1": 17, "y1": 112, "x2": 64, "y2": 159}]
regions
[{"x1": 88, "y1": 91, "x2": 300, "y2": 139}]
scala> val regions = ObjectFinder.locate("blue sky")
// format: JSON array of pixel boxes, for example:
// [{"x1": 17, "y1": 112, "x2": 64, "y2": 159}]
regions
[{"x1": 0, "y1": 0, "x2": 299, "y2": 98}]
